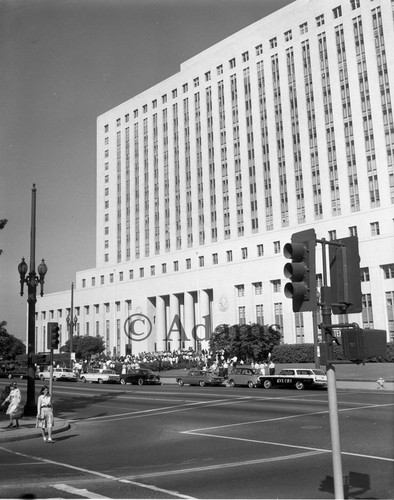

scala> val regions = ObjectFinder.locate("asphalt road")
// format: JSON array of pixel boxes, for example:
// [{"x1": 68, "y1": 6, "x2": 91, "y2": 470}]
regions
[{"x1": 0, "y1": 381, "x2": 393, "y2": 499}]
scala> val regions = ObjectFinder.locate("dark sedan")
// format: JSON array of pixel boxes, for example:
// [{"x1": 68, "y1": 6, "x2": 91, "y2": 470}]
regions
[
  {"x1": 176, "y1": 370, "x2": 225, "y2": 387},
  {"x1": 118, "y1": 369, "x2": 161, "y2": 386}
]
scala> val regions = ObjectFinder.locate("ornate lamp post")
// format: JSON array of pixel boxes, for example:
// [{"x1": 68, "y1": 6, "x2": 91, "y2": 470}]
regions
[
  {"x1": 66, "y1": 282, "x2": 78, "y2": 369},
  {"x1": 18, "y1": 184, "x2": 48, "y2": 416}
]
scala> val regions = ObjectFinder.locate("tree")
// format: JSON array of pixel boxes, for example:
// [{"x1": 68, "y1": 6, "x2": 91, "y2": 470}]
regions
[
  {"x1": 0, "y1": 219, "x2": 8, "y2": 255},
  {"x1": 60, "y1": 335, "x2": 106, "y2": 361},
  {"x1": 209, "y1": 323, "x2": 281, "y2": 363},
  {"x1": 0, "y1": 321, "x2": 26, "y2": 360}
]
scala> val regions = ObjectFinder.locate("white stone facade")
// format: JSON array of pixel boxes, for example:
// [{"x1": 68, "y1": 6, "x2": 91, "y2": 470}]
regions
[{"x1": 35, "y1": 0, "x2": 394, "y2": 356}]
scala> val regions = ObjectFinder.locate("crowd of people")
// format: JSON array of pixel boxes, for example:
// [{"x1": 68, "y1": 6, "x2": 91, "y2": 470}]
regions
[{"x1": 57, "y1": 349, "x2": 276, "y2": 378}]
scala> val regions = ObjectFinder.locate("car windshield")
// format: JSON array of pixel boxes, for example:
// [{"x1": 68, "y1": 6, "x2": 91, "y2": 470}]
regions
[{"x1": 312, "y1": 370, "x2": 326, "y2": 375}]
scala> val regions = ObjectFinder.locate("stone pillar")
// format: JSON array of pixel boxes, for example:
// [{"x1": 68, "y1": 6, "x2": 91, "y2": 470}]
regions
[
  {"x1": 156, "y1": 295, "x2": 166, "y2": 352},
  {"x1": 184, "y1": 291, "x2": 196, "y2": 350}
]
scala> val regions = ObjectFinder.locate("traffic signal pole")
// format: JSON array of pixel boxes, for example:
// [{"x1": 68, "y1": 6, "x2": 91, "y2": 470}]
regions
[{"x1": 320, "y1": 241, "x2": 344, "y2": 499}]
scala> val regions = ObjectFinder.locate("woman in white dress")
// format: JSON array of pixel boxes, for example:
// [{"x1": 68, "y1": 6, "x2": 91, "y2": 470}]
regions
[
  {"x1": 1, "y1": 381, "x2": 22, "y2": 428},
  {"x1": 37, "y1": 386, "x2": 54, "y2": 442}
]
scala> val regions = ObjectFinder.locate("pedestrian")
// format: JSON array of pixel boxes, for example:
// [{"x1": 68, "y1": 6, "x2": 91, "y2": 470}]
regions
[
  {"x1": 37, "y1": 386, "x2": 54, "y2": 442},
  {"x1": 1, "y1": 381, "x2": 22, "y2": 428},
  {"x1": 269, "y1": 360, "x2": 275, "y2": 375}
]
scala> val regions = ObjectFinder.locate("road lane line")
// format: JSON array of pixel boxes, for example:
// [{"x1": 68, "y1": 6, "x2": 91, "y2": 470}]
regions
[
  {"x1": 0, "y1": 446, "x2": 195, "y2": 499},
  {"x1": 120, "y1": 450, "x2": 324, "y2": 481},
  {"x1": 184, "y1": 431, "x2": 394, "y2": 463},
  {"x1": 54, "y1": 484, "x2": 110, "y2": 498}
]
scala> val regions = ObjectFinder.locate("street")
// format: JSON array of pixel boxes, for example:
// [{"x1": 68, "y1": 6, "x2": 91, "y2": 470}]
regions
[{"x1": 0, "y1": 381, "x2": 393, "y2": 499}]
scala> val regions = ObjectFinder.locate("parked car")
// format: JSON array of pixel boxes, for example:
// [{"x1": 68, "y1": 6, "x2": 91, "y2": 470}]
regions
[
  {"x1": 37, "y1": 367, "x2": 77, "y2": 382},
  {"x1": 118, "y1": 369, "x2": 161, "y2": 386},
  {"x1": 176, "y1": 370, "x2": 225, "y2": 387},
  {"x1": 80, "y1": 369, "x2": 119, "y2": 384},
  {"x1": 227, "y1": 367, "x2": 262, "y2": 388},
  {"x1": 258, "y1": 368, "x2": 327, "y2": 390}
]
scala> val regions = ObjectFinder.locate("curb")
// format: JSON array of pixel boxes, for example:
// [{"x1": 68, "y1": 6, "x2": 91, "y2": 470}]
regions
[{"x1": 0, "y1": 418, "x2": 70, "y2": 443}]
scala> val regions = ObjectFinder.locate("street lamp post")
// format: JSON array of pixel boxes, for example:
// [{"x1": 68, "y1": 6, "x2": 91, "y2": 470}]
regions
[
  {"x1": 66, "y1": 282, "x2": 77, "y2": 370},
  {"x1": 18, "y1": 184, "x2": 47, "y2": 416}
]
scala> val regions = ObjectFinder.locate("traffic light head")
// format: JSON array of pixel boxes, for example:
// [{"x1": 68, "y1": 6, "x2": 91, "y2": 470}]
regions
[
  {"x1": 283, "y1": 229, "x2": 317, "y2": 312},
  {"x1": 47, "y1": 322, "x2": 60, "y2": 350}
]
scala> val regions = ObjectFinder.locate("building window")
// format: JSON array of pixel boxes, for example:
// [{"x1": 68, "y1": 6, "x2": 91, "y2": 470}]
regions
[
  {"x1": 350, "y1": 0, "x2": 360, "y2": 10},
  {"x1": 199, "y1": 256, "x2": 204, "y2": 267},
  {"x1": 162, "y1": 263, "x2": 167, "y2": 274},
  {"x1": 257, "y1": 244, "x2": 264, "y2": 257},
  {"x1": 382, "y1": 264, "x2": 394, "y2": 279},
  {"x1": 182, "y1": 83, "x2": 188, "y2": 93},
  {"x1": 328, "y1": 230, "x2": 337, "y2": 240},
  {"x1": 125, "y1": 113, "x2": 129, "y2": 122},
  {"x1": 238, "y1": 306, "x2": 246, "y2": 325},
  {"x1": 300, "y1": 22, "x2": 308, "y2": 34},
  {"x1": 241, "y1": 247, "x2": 248, "y2": 259},
  {"x1": 370, "y1": 222, "x2": 380, "y2": 236},
  {"x1": 162, "y1": 94, "x2": 167, "y2": 104},
  {"x1": 253, "y1": 282, "x2": 262, "y2": 295},
  {"x1": 205, "y1": 71, "x2": 211, "y2": 81},
  {"x1": 217, "y1": 64, "x2": 223, "y2": 75},
  {"x1": 362, "y1": 293, "x2": 374, "y2": 328},
  {"x1": 269, "y1": 37, "x2": 277, "y2": 49},
  {"x1": 151, "y1": 265, "x2": 155, "y2": 276},
  {"x1": 236, "y1": 284, "x2": 245, "y2": 297},
  {"x1": 274, "y1": 241, "x2": 281, "y2": 254},
  {"x1": 82, "y1": 279, "x2": 86, "y2": 288},
  {"x1": 152, "y1": 99, "x2": 157, "y2": 108},
  {"x1": 349, "y1": 226, "x2": 358, "y2": 237},
  {"x1": 256, "y1": 304, "x2": 264, "y2": 325},
  {"x1": 129, "y1": 269, "x2": 134, "y2": 279},
  {"x1": 172, "y1": 89, "x2": 177, "y2": 98},
  {"x1": 284, "y1": 30, "x2": 292, "y2": 42},
  {"x1": 212, "y1": 253, "x2": 218, "y2": 264},
  {"x1": 256, "y1": 44, "x2": 264, "y2": 57},
  {"x1": 116, "y1": 118, "x2": 121, "y2": 127},
  {"x1": 361, "y1": 267, "x2": 370, "y2": 282},
  {"x1": 193, "y1": 77, "x2": 199, "y2": 87},
  {"x1": 109, "y1": 273, "x2": 114, "y2": 283},
  {"x1": 142, "y1": 104, "x2": 147, "y2": 113},
  {"x1": 271, "y1": 279, "x2": 281, "y2": 293},
  {"x1": 174, "y1": 261, "x2": 179, "y2": 271},
  {"x1": 133, "y1": 109, "x2": 138, "y2": 118},
  {"x1": 229, "y1": 58, "x2": 236, "y2": 69},
  {"x1": 186, "y1": 258, "x2": 191, "y2": 269},
  {"x1": 105, "y1": 303, "x2": 110, "y2": 313},
  {"x1": 104, "y1": 124, "x2": 109, "y2": 133},
  {"x1": 91, "y1": 277, "x2": 95, "y2": 286},
  {"x1": 139, "y1": 267, "x2": 144, "y2": 278},
  {"x1": 333, "y1": 6, "x2": 342, "y2": 19},
  {"x1": 316, "y1": 14, "x2": 325, "y2": 26},
  {"x1": 226, "y1": 250, "x2": 233, "y2": 262},
  {"x1": 242, "y1": 51, "x2": 249, "y2": 62}
]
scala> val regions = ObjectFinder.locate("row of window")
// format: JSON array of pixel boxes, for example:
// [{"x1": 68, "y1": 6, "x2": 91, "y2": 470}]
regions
[{"x1": 102, "y1": 2, "x2": 363, "y2": 131}]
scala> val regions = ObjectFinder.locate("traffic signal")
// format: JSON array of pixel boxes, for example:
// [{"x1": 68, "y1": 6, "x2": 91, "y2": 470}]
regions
[
  {"x1": 283, "y1": 229, "x2": 317, "y2": 312},
  {"x1": 329, "y1": 236, "x2": 362, "y2": 314},
  {"x1": 47, "y1": 322, "x2": 60, "y2": 350}
]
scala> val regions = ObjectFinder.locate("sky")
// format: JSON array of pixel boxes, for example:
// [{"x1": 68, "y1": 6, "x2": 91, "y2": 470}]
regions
[{"x1": 0, "y1": 0, "x2": 293, "y2": 342}]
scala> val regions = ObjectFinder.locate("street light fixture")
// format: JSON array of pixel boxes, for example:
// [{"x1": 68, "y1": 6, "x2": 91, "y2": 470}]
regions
[{"x1": 17, "y1": 184, "x2": 48, "y2": 416}]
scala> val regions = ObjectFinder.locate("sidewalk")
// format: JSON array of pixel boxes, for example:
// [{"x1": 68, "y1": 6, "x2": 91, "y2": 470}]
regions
[{"x1": 0, "y1": 417, "x2": 70, "y2": 443}]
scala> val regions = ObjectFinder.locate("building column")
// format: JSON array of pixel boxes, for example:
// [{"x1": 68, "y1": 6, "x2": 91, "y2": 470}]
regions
[
  {"x1": 169, "y1": 293, "x2": 181, "y2": 350},
  {"x1": 156, "y1": 295, "x2": 166, "y2": 352},
  {"x1": 184, "y1": 291, "x2": 195, "y2": 350},
  {"x1": 196, "y1": 289, "x2": 211, "y2": 350}
]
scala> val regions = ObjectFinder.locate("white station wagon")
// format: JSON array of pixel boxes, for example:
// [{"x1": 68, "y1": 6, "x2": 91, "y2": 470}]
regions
[
  {"x1": 37, "y1": 368, "x2": 77, "y2": 382},
  {"x1": 80, "y1": 369, "x2": 119, "y2": 384}
]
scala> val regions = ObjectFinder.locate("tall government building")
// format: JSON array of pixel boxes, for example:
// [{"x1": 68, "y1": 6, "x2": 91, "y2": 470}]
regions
[{"x1": 36, "y1": 0, "x2": 394, "y2": 357}]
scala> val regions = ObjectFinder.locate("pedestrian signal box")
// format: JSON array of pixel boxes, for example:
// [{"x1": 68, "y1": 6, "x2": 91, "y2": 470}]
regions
[{"x1": 341, "y1": 328, "x2": 387, "y2": 363}]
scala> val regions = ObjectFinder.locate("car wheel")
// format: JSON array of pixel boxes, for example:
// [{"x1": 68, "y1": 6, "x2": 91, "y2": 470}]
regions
[
  {"x1": 177, "y1": 379, "x2": 184, "y2": 386},
  {"x1": 263, "y1": 379, "x2": 272, "y2": 389},
  {"x1": 98, "y1": 378, "x2": 104, "y2": 384},
  {"x1": 229, "y1": 379, "x2": 235, "y2": 387},
  {"x1": 199, "y1": 380, "x2": 206, "y2": 387},
  {"x1": 81, "y1": 376, "x2": 86, "y2": 383},
  {"x1": 137, "y1": 378, "x2": 144, "y2": 386},
  {"x1": 247, "y1": 381, "x2": 255, "y2": 388},
  {"x1": 120, "y1": 378, "x2": 126, "y2": 385},
  {"x1": 295, "y1": 381, "x2": 305, "y2": 390}
]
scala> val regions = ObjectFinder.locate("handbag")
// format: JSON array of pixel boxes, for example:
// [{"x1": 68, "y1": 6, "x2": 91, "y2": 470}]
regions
[{"x1": 11, "y1": 407, "x2": 23, "y2": 419}]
